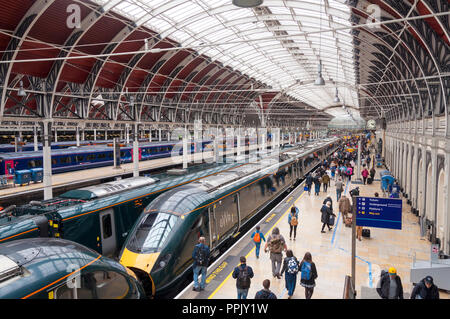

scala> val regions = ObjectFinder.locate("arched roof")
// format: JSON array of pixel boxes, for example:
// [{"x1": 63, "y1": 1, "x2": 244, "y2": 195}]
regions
[{"x1": 0, "y1": 0, "x2": 447, "y2": 130}]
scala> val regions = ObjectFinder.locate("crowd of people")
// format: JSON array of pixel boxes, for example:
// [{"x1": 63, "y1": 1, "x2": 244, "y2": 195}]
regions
[{"x1": 189, "y1": 134, "x2": 441, "y2": 299}]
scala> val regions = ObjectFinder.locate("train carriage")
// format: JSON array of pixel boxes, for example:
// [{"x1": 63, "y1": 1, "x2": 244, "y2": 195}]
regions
[{"x1": 119, "y1": 138, "x2": 340, "y2": 297}]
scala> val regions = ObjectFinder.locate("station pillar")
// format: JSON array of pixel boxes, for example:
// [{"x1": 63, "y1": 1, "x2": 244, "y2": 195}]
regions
[
  {"x1": 126, "y1": 125, "x2": 130, "y2": 144},
  {"x1": 159, "y1": 128, "x2": 162, "y2": 142},
  {"x1": 42, "y1": 121, "x2": 53, "y2": 200},
  {"x1": 105, "y1": 129, "x2": 108, "y2": 141},
  {"x1": 133, "y1": 124, "x2": 139, "y2": 178},
  {"x1": 54, "y1": 128, "x2": 58, "y2": 143},
  {"x1": 183, "y1": 128, "x2": 188, "y2": 169},
  {"x1": 93, "y1": 129, "x2": 97, "y2": 141},
  {"x1": 33, "y1": 126, "x2": 38, "y2": 151},
  {"x1": 76, "y1": 127, "x2": 80, "y2": 147}
]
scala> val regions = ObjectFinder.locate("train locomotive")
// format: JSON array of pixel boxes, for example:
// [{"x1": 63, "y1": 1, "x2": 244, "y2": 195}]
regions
[{"x1": 119, "y1": 138, "x2": 340, "y2": 297}]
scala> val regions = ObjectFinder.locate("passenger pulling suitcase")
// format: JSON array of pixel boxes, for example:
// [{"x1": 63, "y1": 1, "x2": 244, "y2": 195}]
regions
[{"x1": 362, "y1": 229, "x2": 370, "y2": 238}]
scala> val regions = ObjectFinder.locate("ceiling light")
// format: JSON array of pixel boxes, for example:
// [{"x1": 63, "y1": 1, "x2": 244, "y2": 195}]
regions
[
  {"x1": 18, "y1": 81, "x2": 26, "y2": 97},
  {"x1": 232, "y1": 0, "x2": 264, "y2": 8},
  {"x1": 314, "y1": 61, "x2": 325, "y2": 86}
]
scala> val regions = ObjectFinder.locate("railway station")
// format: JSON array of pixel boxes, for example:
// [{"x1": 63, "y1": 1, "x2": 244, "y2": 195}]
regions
[{"x1": 0, "y1": 0, "x2": 448, "y2": 306}]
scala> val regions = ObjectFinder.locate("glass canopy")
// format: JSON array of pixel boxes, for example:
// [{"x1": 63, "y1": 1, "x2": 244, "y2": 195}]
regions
[{"x1": 94, "y1": 0, "x2": 360, "y2": 119}]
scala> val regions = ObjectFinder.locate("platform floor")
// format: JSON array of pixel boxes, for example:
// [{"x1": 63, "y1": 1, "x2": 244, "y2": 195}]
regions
[{"x1": 177, "y1": 166, "x2": 450, "y2": 299}]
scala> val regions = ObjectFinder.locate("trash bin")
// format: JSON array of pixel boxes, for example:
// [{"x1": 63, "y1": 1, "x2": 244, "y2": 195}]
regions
[
  {"x1": 15, "y1": 169, "x2": 32, "y2": 186},
  {"x1": 30, "y1": 168, "x2": 43, "y2": 183}
]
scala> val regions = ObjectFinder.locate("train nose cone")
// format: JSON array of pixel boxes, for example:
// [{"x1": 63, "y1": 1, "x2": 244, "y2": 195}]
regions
[{"x1": 119, "y1": 248, "x2": 160, "y2": 274}]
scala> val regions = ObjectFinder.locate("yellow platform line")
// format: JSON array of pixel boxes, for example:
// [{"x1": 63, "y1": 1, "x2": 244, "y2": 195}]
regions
[{"x1": 207, "y1": 190, "x2": 305, "y2": 299}]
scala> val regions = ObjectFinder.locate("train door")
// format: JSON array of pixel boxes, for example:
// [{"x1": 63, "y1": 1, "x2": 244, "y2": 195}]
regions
[
  {"x1": 208, "y1": 206, "x2": 218, "y2": 249},
  {"x1": 99, "y1": 209, "x2": 117, "y2": 257},
  {"x1": 5, "y1": 160, "x2": 14, "y2": 176}
]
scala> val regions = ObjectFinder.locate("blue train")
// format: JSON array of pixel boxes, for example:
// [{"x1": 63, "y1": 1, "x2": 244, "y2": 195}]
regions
[{"x1": 0, "y1": 137, "x2": 254, "y2": 176}]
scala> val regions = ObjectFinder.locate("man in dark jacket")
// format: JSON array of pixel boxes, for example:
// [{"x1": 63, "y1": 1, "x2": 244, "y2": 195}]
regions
[
  {"x1": 410, "y1": 276, "x2": 440, "y2": 299},
  {"x1": 232, "y1": 256, "x2": 254, "y2": 299},
  {"x1": 376, "y1": 267, "x2": 404, "y2": 299},
  {"x1": 254, "y1": 279, "x2": 277, "y2": 299},
  {"x1": 192, "y1": 236, "x2": 210, "y2": 292}
]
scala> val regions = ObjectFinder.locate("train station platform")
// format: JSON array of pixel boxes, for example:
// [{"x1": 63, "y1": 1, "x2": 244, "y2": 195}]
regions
[{"x1": 176, "y1": 166, "x2": 450, "y2": 299}]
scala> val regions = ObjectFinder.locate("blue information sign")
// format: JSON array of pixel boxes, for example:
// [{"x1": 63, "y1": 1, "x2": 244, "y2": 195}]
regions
[{"x1": 356, "y1": 197, "x2": 402, "y2": 230}]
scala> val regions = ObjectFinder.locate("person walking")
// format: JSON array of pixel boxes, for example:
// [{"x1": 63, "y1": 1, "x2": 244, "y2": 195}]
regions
[
  {"x1": 361, "y1": 166, "x2": 369, "y2": 185},
  {"x1": 192, "y1": 236, "x2": 210, "y2": 292},
  {"x1": 335, "y1": 178, "x2": 344, "y2": 201},
  {"x1": 338, "y1": 195, "x2": 352, "y2": 226},
  {"x1": 321, "y1": 173, "x2": 330, "y2": 193},
  {"x1": 305, "y1": 174, "x2": 313, "y2": 196},
  {"x1": 251, "y1": 225, "x2": 266, "y2": 259},
  {"x1": 254, "y1": 279, "x2": 277, "y2": 299},
  {"x1": 320, "y1": 201, "x2": 336, "y2": 233},
  {"x1": 313, "y1": 174, "x2": 321, "y2": 196},
  {"x1": 376, "y1": 267, "x2": 404, "y2": 299},
  {"x1": 288, "y1": 206, "x2": 299, "y2": 240},
  {"x1": 299, "y1": 252, "x2": 318, "y2": 299},
  {"x1": 410, "y1": 276, "x2": 440, "y2": 299},
  {"x1": 264, "y1": 227, "x2": 287, "y2": 279},
  {"x1": 232, "y1": 256, "x2": 254, "y2": 299},
  {"x1": 370, "y1": 166, "x2": 376, "y2": 180},
  {"x1": 280, "y1": 250, "x2": 299, "y2": 299}
]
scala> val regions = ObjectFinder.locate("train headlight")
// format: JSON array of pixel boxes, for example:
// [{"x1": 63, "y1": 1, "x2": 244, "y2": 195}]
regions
[{"x1": 154, "y1": 254, "x2": 172, "y2": 271}]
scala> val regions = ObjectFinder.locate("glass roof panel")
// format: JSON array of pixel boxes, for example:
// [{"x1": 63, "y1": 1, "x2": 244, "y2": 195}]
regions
[{"x1": 93, "y1": 0, "x2": 360, "y2": 119}]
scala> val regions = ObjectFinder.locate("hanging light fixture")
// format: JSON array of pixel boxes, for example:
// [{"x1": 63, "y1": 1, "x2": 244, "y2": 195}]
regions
[
  {"x1": 334, "y1": 87, "x2": 340, "y2": 103},
  {"x1": 315, "y1": 0, "x2": 325, "y2": 86},
  {"x1": 232, "y1": 0, "x2": 263, "y2": 8},
  {"x1": 315, "y1": 60, "x2": 325, "y2": 86},
  {"x1": 18, "y1": 81, "x2": 26, "y2": 97}
]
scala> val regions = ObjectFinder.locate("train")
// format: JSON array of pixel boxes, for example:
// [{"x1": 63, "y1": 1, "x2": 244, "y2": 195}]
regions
[
  {"x1": 119, "y1": 138, "x2": 340, "y2": 297},
  {"x1": 0, "y1": 139, "x2": 118, "y2": 153},
  {"x1": 0, "y1": 136, "x2": 262, "y2": 177},
  {"x1": 0, "y1": 238, "x2": 146, "y2": 299}
]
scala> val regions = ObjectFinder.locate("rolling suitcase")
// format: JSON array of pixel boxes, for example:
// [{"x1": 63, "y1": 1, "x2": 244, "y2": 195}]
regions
[
  {"x1": 367, "y1": 177, "x2": 373, "y2": 185},
  {"x1": 362, "y1": 229, "x2": 370, "y2": 238}
]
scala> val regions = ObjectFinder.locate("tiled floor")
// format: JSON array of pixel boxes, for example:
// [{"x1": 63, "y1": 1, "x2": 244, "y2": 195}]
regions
[{"x1": 208, "y1": 167, "x2": 449, "y2": 299}]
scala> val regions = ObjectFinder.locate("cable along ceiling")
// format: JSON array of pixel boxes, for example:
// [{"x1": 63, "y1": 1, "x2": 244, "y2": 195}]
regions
[{"x1": 95, "y1": 0, "x2": 360, "y2": 119}]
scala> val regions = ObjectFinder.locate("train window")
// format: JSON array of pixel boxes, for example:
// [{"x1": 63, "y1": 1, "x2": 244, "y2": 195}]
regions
[
  {"x1": 28, "y1": 160, "x2": 36, "y2": 168},
  {"x1": 127, "y1": 212, "x2": 179, "y2": 254},
  {"x1": 102, "y1": 214, "x2": 113, "y2": 239},
  {"x1": 75, "y1": 155, "x2": 84, "y2": 162},
  {"x1": 87, "y1": 154, "x2": 96, "y2": 161}
]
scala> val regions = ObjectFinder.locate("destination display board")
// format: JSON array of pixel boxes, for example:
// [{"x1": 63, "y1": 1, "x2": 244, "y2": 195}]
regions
[{"x1": 355, "y1": 197, "x2": 402, "y2": 230}]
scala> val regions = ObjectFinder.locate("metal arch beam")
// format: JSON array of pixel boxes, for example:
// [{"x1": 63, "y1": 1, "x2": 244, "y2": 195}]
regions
[
  {"x1": 366, "y1": 0, "x2": 447, "y2": 123},
  {"x1": 348, "y1": 10, "x2": 432, "y2": 121},
  {"x1": 47, "y1": 1, "x2": 123, "y2": 120},
  {"x1": 0, "y1": 0, "x2": 55, "y2": 119}
]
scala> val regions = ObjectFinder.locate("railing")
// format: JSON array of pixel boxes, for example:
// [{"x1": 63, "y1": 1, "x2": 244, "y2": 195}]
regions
[{"x1": 343, "y1": 275, "x2": 356, "y2": 299}]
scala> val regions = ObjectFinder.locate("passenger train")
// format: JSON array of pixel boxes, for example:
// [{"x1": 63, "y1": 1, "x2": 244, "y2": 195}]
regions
[
  {"x1": 0, "y1": 139, "x2": 117, "y2": 153},
  {"x1": 119, "y1": 138, "x2": 340, "y2": 297},
  {"x1": 0, "y1": 238, "x2": 146, "y2": 299},
  {"x1": 0, "y1": 137, "x2": 252, "y2": 176}
]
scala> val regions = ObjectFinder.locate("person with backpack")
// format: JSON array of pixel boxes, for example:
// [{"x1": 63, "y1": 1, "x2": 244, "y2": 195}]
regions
[
  {"x1": 320, "y1": 201, "x2": 336, "y2": 233},
  {"x1": 376, "y1": 267, "x2": 404, "y2": 299},
  {"x1": 346, "y1": 165, "x2": 353, "y2": 182},
  {"x1": 299, "y1": 252, "x2": 318, "y2": 299},
  {"x1": 280, "y1": 250, "x2": 299, "y2": 299},
  {"x1": 192, "y1": 236, "x2": 210, "y2": 292},
  {"x1": 264, "y1": 227, "x2": 287, "y2": 279},
  {"x1": 232, "y1": 256, "x2": 254, "y2": 299},
  {"x1": 254, "y1": 279, "x2": 277, "y2": 299},
  {"x1": 251, "y1": 225, "x2": 266, "y2": 258},
  {"x1": 410, "y1": 276, "x2": 440, "y2": 299},
  {"x1": 288, "y1": 206, "x2": 299, "y2": 240}
]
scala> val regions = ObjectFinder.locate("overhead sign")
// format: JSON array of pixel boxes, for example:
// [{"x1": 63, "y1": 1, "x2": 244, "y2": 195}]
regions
[{"x1": 356, "y1": 197, "x2": 402, "y2": 230}]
